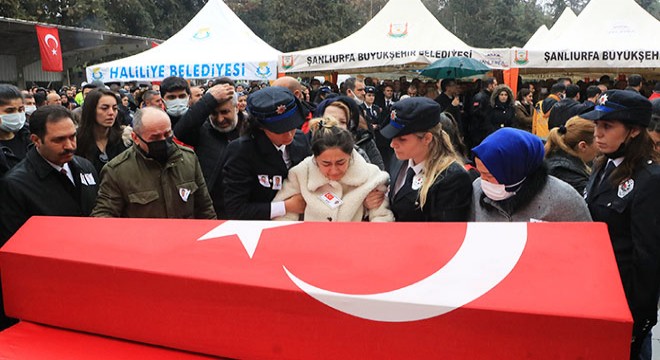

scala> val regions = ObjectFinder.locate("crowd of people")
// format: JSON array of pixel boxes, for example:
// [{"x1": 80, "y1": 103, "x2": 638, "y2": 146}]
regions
[{"x1": 0, "y1": 73, "x2": 659, "y2": 359}]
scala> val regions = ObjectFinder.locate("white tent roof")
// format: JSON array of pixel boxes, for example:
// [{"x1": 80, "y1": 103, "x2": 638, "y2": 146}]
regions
[
  {"x1": 280, "y1": 0, "x2": 490, "y2": 74},
  {"x1": 546, "y1": 7, "x2": 577, "y2": 40},
  {"x1": 516, "y1": 0, "x2": 660, "y2": 70},
  {"x1": 86, "y1": 0, "x2": 281, "y2": 82},
  {"x1": 524, "y1": 25, "x2": 549, "y2": 48},
  {"x1": 525, "y1": 8, "x2": 576, "y2": 49}
]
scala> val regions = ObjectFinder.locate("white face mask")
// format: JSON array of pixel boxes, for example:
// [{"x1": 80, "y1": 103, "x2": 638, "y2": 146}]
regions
[
  {"x1": 25, "y1": 105, "x2": 37, "y2": 115},
  {"x1": 164, "y1": 98, "x2": 189, "y2": 117},
  {"x1": 480, "y1": 179, "x2": 516, "y2": 201},
  {"x1": 0, "y1": 112, "x2": 26, "y2": 133}
]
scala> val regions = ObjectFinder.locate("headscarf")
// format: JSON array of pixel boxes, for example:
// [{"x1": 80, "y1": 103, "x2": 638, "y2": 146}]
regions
[{"x1": 472, "y1": 128, "x2": 544, "y2": 187}]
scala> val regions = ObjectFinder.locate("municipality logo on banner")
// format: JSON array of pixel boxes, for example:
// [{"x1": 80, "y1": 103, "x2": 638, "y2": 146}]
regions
[
  {"x1": 255, "y1": 62, "x2": 272, "y2": 78},
  {"x1": 193, "y1": 27, "x2": 211, "y2": 40},
  {"x1": 514, "y1": 50, "x2": 529, "y2": 65},
  {"x1": 388, "y1": 22, "x2": 408, "y2": 38}
]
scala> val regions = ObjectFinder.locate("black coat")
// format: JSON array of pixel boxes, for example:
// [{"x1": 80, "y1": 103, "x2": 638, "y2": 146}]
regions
[
  {"x1": 434, "y1": 93, "x2": 463, "y2": 135},
  {"x1": 585, "y1": 160, "x2": 660, "y2": 356},
  {"x1": 0, "y1": 148, "x2": 99, "y2": 244},
  {"x1": 545, "y1": 151, "x2": 589, "y2": 195},
  {"x1": 489, "y1": 101, "x2": 515, "y2": 130},
  {"x1": 548, "y1": 98, "x2": 583, "y2": 129},
  {"x1": 388, "y1": 160, "x2": 472, "y2": 222},
  {"x1": 173, "y1": 92, "x2": 240, "y2": 192},
  {"x1": 467, "y1": 90, "x2": 492, "y2": 146},
  {"x1": 221, "y1": 130, "x2": 311, "y2": 220},
  {"x1": 83, "y1": 139, "x2": 128, "y2": 176}
]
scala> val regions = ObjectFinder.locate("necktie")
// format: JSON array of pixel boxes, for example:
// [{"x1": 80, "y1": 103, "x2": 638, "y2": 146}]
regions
[
  {"x1": 598, "y1": 161, "x2": 616, "y2": 189},
  {"x1": 279, "y1": 149, "x2": 291, "y2": 169},
  {"x1": 60, "y1": 168, "x2": 68, "y2": 176},
  {"x1": 404, "y1": 167, "x2": 416, "y2": 190}
]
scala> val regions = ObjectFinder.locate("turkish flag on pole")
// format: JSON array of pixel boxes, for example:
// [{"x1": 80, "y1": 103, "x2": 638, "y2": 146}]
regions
[{"x1": 35, "y1": 25, "x2": 63, "y2": 72}]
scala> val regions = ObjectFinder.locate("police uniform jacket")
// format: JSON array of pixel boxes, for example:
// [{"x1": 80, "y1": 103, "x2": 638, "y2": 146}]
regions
[
  {"x1": 585, "y1": 160, "x2": 660, "y2": 340},
  {"x1": 388, "y1": 160, "x2": 472, "y2": 222},
  {"x1": 91, "y1": 144, "x2": 216, "y2": 219},
  {"x1": 221, "y1": 129, "x2": 311, "y2": 220},
  {"x1": 0, "y1": 148, "x2": 99, "y2": 243},
  {"x1": 173, "y1": 92, "x2": 240, "y2": 191},
  {"x1": 359, "y1": 103, "x2": 384, "y2": 128}
]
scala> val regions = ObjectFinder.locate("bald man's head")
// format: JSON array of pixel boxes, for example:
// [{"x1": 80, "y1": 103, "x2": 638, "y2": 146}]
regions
[{"x1": 272, "y1": 76, "x2": 303, "y2": 99}]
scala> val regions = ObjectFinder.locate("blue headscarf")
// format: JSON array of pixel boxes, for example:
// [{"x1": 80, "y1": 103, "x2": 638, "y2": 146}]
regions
[{"x1": 472, "y1": 128, "x2": 545, "y2": 187}]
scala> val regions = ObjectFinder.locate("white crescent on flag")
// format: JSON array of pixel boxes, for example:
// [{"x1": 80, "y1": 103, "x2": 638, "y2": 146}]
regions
[
  {"x1": 44, "y1": 34, "x2": 59, "y2": 49},
  {"x1": 284, "y1": 222, "x2": 527, "y2": 322}
]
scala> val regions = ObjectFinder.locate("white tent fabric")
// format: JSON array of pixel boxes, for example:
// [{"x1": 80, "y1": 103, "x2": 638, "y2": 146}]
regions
[
  {"x1": 515, "y1": 0, "x2": 660, "y2": 69},
  {"x1": 279, "y1": 0, "x2": 510, "y2": 74},
  {"x1": 525, "y1": 8, "x2": 576, "y2": 49},
  {"x1": 524, "y1": 25, "x2": 549, "y2": 49},
  {"x1": 85, "y1": 0, "x2": 280, "y2": 82}
]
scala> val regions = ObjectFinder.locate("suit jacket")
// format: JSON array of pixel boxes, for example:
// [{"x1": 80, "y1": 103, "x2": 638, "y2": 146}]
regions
[
  {"x1": 388, "y1": 160, "x2": 472, "y2": 222},
  {"x1": 0, "y1": 148, "x2": 99, "y2": 243},
  {"x1": 221, "y1": 130, "x2": 311, "y2": 220}
]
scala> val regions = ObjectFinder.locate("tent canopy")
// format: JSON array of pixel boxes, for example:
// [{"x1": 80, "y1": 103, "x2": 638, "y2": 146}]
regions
[
  {"x1": 279, "y1": 0, "x2": 500, "y2": 75},
  {"x1": 86, "y1": 0, "x2": 280, "y2": 82},
  {"x1": 525, "y1": 8, "x2": 576, "y2": 49},
  {"x1": 524, "y1": 25, "x2": 548, "y2": 49},
  {"x1": 516, "y1": 0, "x2": 660, "y2": 72}
]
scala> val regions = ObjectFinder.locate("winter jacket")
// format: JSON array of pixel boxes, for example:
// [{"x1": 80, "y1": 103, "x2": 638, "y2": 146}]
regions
[
  {"x1": 545, "y1": 150, "x2": 590, "y2": 195},
  {"x1": 91, "y1": 144, "x2": 216, "y2": 219},
  {"x1": 273, "y1": 149, "x2": 393, "y2": 222},
  {"x1": 514, "y1": 101, "x2": 533, "y2": 132},
  {"x1": 469, "y1": 164, "x2": 592, "y2": 222}
]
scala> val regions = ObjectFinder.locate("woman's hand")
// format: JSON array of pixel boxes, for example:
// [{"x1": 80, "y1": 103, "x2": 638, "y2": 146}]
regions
[
  {"x1": 284, "y1": 194, "x2": 306, "y2": 214},
  {"x1": 364, "y1": 189, "x2": 385, "y2": 210}
]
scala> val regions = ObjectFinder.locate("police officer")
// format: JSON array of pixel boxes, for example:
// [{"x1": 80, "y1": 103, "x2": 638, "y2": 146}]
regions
[
  {"x1": 360, "y1": 86, "x2": 383, "y2": 129},
  {"x1": 221, "y1": 87, "x2": 311, "y2": 220},
  {"x1": 381, "y1": 97, "x2": 472, "y2": 222},
  {"x1": 582, "y1": 90, "x2": 660, "y2": 360}
]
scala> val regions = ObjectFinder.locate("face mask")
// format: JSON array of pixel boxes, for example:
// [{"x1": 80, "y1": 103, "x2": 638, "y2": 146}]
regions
[
  {"x1": 164, "y1": 98, "x2": 189, "y2": 117},
  {"x1": 137, "y1": 134, "x2": 175, "y2": 164},
  {"x1": 0, "y1": 112, "x2": 26, "y2": 133},
  {"x1": 480, "y1": 179, "x2": 516, "y2": 201},
  {"x1": 25, "y1": 105, "x2": 37, "y2": 115}
]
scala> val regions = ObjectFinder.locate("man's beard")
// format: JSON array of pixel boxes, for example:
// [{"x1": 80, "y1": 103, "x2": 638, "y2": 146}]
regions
[{"x1": 210, "y1": 114, "x2": 238, "y2": 133}]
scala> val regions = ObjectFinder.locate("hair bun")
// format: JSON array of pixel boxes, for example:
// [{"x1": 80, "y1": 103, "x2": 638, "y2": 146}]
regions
[{"x1": 558, "y1": 125, "x2": 567, "y2": 134}]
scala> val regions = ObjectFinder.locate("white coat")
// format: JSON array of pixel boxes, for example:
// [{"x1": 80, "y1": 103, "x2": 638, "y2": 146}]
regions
[{"x1": 273, "y1": 149, "x2": 394, "y2": 222}]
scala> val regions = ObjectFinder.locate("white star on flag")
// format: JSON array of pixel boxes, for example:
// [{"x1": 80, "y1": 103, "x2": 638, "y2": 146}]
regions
[
  {"x1": 197, "y1": 220, "x2": 301, "y2": 259},
  {"x1": 51, "y1": 49, "x2": 57, "y2": 55}
]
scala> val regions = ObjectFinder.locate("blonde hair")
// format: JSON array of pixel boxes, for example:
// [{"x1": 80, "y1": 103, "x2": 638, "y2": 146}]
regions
[
  {"x1": 415, "y1": 123, "x2": 463, "y2": 209},
  {"x1": 545, "y1": 117, "x2": 595, "y2": 172}
]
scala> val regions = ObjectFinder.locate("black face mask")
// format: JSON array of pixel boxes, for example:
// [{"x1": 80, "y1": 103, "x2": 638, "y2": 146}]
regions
[{"x1": 136, "y1": 134, "x2": 175, "y2": 164}]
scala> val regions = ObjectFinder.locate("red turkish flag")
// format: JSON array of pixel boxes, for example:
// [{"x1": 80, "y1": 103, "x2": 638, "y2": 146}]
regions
[{"x1": 35, "y1": 25, "x2": 63, "y2": 72}]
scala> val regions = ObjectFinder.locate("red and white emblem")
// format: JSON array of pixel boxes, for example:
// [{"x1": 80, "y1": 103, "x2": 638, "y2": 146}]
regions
[{"x1": 276, "y1": 105, "x2": 287, "y2": 115}]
